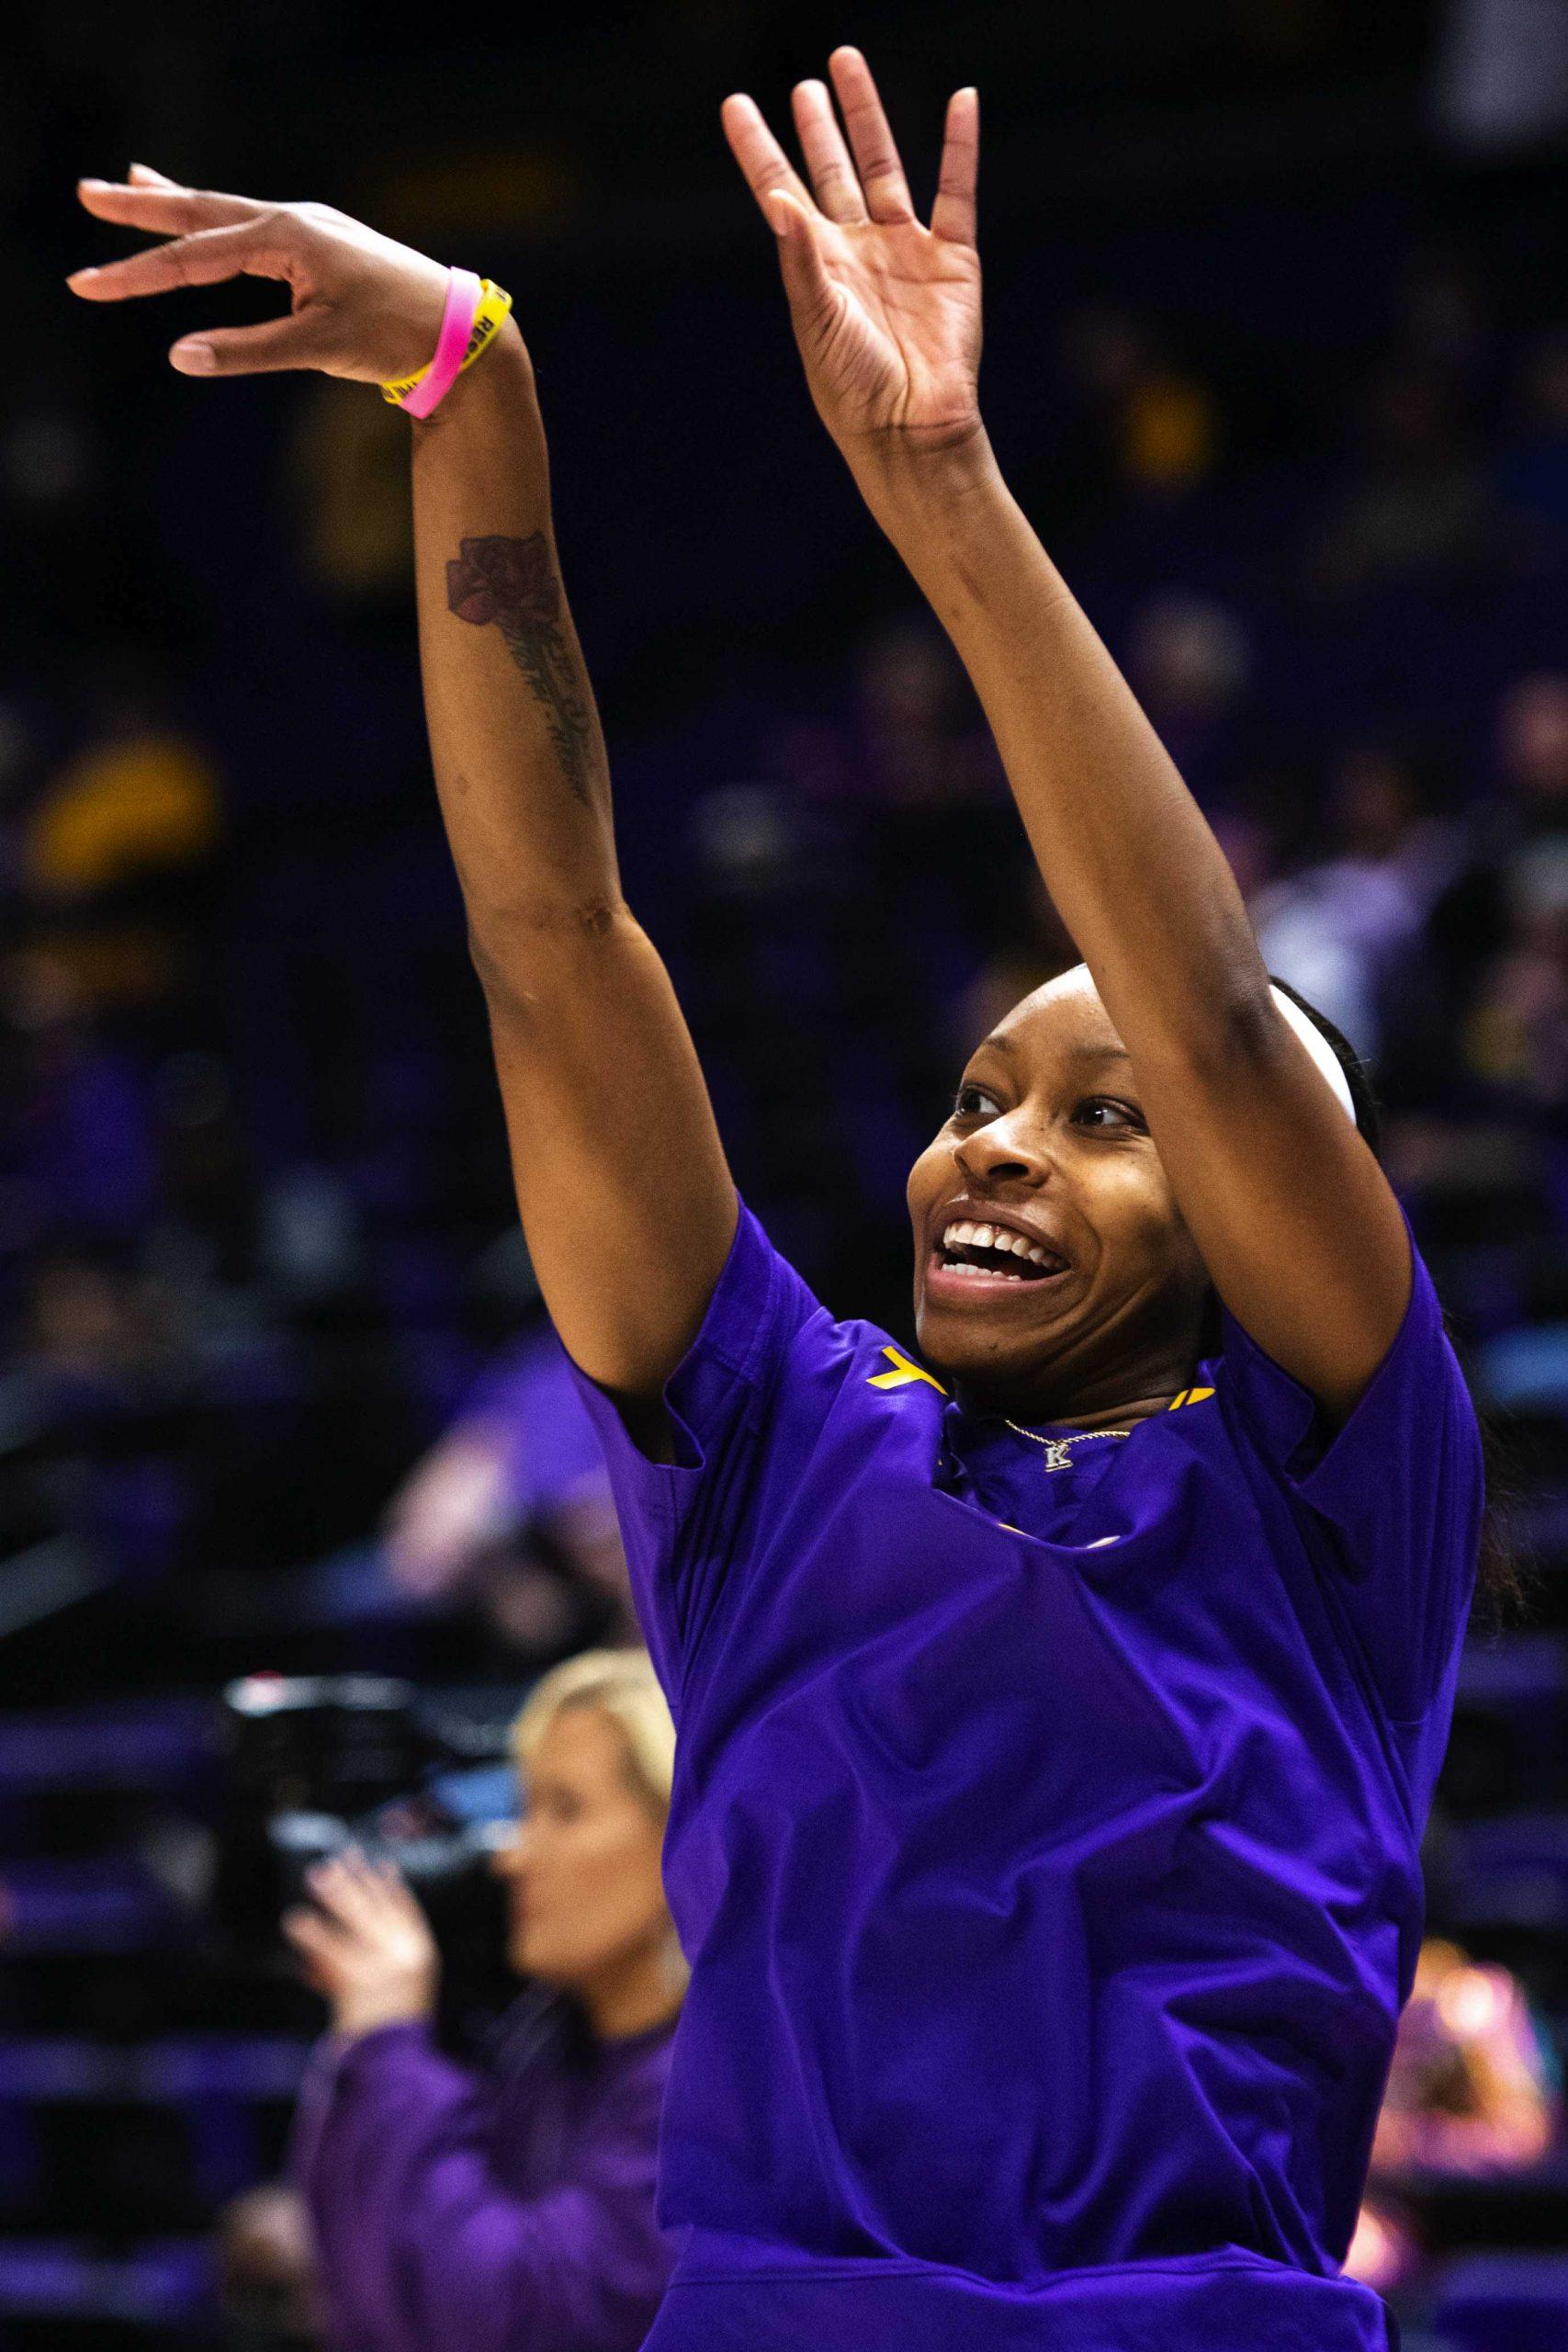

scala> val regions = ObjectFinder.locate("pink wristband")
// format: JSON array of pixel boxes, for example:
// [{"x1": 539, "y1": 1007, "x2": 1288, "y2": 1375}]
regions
[{"x1": 400, "y1": 268, "x2": 483, "y2": 421}]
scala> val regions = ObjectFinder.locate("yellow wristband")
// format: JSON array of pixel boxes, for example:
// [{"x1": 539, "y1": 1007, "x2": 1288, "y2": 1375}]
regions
[{"x1": 380, "y1": 279, "x2": 514, "y2": 406}]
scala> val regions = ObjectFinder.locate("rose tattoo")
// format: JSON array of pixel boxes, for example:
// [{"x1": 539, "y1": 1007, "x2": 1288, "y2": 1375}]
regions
[{"x1": 446, "y1": 533, "x2": 595, "y2": 808}]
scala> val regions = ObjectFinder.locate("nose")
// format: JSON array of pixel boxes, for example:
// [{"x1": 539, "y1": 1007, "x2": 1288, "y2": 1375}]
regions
[{"x1": 953, "y1": 1106, "x2": 1054, "y2": 1187}]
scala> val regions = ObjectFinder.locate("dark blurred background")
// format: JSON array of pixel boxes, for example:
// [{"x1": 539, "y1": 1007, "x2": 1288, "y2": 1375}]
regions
[{"x1": 1, "y1": 0, "x2": 1566, "y2": 2345}]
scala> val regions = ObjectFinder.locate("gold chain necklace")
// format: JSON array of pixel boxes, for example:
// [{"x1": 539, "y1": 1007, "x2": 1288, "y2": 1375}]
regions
[{"x1": 1002, "y1": 1419, "x2": 1136, "y2": 1473}]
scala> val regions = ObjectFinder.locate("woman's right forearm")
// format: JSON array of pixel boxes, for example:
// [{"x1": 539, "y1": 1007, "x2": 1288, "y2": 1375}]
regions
[
  {"x1": 406, "y1": 315, "x2": 738, "y2": 1399},
  {"x1": 410, "y1": 317, "x2": 623, "y2": 968}
]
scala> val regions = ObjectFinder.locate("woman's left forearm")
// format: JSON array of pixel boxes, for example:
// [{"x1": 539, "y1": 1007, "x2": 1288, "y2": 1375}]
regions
[{"x1": 853, "y1": 433, "x2": 1274, "y2": 1067}]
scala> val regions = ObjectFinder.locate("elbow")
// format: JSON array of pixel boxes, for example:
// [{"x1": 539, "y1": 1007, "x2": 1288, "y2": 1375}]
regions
[
  {"x1": 467, "y1": 892, "x2": 639, "y2": 1012},
  {"x1": 1213, "y1": 980, "x2": 1294, "y2": 1068},
  {"x1": 1135, "y1": 977, "x2": 1283, "y2": 1088}
]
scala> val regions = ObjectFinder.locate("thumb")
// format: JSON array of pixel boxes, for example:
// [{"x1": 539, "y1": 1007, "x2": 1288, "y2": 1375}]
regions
[
  {"x1": 170, "y1": 308, "x2": 334, "y2": 378},
  {"x1": 767, "y1": 191, "x2": 836, "y2": 329}
]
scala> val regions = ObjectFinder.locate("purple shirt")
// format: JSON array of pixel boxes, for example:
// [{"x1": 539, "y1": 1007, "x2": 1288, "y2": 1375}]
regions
[
  {"x1": 566, "y1": 1194, "x2": 1483, "y2": 2352},
  {"x1": 290, "y1": 1994, "x2": 678, "y2": 2352}
]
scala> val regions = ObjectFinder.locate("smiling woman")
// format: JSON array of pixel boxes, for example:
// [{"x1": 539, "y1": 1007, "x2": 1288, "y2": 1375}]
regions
[
  {"x1": 909, "y1": 972, "x2": 1206, "y2": 1419},
  {"x1": 908, "y1": 967, "x2": 1366, "y2": 1426},
  {"x1": 70, "y1": 41, "x2": 1482, "y2": 2352}
]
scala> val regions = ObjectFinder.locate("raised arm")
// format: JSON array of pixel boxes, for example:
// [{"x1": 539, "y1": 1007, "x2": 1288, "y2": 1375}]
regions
[
  {"x1": 69, "y1": 170, "x2": 736, "y2": 1409},
  {"x1": 405, "y1": 303, "x2": 737, "y2": 1403},
  {"x1": 724, "y1": 51, "x2": 1410, "y2": 1421}
]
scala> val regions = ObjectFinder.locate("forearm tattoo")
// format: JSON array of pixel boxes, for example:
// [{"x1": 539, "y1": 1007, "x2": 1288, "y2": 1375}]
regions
[{"x1": 446, "y1": 533, "x2": 596, "y2": 808}]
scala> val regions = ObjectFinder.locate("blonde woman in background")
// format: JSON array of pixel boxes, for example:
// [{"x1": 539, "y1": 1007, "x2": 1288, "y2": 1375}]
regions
[{"x1": 280, "y1": 1650, "x2": 684, "y2": 2352}]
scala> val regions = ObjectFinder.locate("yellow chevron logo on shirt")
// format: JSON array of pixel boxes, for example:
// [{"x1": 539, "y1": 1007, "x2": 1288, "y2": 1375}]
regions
[
  {"x1": 868, "y1": 1351, "x2": 1208, "y2": 1408},
  {"x1": 868, "y1": 1345, "x2": 948, "y2": 1395}
]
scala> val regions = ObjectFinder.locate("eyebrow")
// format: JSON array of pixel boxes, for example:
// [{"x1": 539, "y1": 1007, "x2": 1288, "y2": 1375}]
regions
[{"x1": 978, "y1": 1035, "x2": 1132, "y2": 1063}]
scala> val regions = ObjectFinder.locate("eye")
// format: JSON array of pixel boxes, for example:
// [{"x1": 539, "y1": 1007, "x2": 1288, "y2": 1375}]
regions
[
  {"x1": 1074, "y1": 1096, "x2": 1145, "y2": 1133},
  {"x1": 952, "y1": 1081, "x2": 1003, "y2": 1120}
]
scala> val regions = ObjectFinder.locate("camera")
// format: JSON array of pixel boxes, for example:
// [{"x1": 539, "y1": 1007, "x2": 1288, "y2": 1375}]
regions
[{"x1": 215, "y1": 1673, "x2": 519, "y2": 2022}]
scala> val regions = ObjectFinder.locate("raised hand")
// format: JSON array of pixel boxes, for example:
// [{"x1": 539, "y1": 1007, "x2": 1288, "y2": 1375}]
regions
[
  {"x1": 67, "y1": 164, "x2": 455, "y2": 385},
  {"x1": 722, "y1": 49, "x2": 982, "y2": 462},
  {"x1": 283, "y1": 1849, "x2": 440, "y2": 2040}
]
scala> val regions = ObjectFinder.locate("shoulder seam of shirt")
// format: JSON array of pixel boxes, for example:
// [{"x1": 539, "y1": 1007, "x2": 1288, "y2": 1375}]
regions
[{"x1": 704, "y1": 1201, "x2": 801, "y2": 1391}]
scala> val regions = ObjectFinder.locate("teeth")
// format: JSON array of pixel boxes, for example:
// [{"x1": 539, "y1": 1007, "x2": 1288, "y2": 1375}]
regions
[{"x1": 941, "y1": 1219, "x2": 1056, "y2": 1269}]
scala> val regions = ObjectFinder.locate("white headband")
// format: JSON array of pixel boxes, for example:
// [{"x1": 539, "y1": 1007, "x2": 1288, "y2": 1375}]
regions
[{"x1": 1270, "y1": 985, "x2": 1358, "y2": 1125}]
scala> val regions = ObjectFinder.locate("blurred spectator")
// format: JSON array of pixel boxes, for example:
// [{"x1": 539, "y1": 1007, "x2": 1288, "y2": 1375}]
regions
[
  {"x1": 383, "y1": 1330, "x2": 635, "y2": 1656},
  {"x1": 13, "y1": 1246, "x2": 167, "y2": 1404},
  {"x1": 1495, "y1": 672, "x2": 1568, "y2": 844},
  {"x1": 20, "y1": 663, "x2": 220, "y2": 1020},
  {"x1": 1122, "y1": 593, "x2": 1252, "y2": 809},
  {"x1": 1435, "y1": 0, "x2": 1568, "y2": 151},
  {"x1": 23, "y1": 683, "x2": 217, "y2": 902},
  {"x1": 0, "y1": 1243, "x2": 189, "y2": 1583},
  {"x1": 218, "y1": 2183, "x2": 325, "y2": 2349},
  {"x1": 1375, "y1": 1938, "x2": 1559, "y2": 2175},
  {"x1": 1055, "y1": 303, "x2": 1220, "y2": 509},
  {"x1": 1312, "y1": 363, "x2": 1495, "y2": 594},
  {"x1": 848, "y1": 621, "x2": 1004, "y2": 816},
  {"x1": 1431, "y1": 673, "x2": 1568, "y2": 1057},
  {"x1": 288, "y1": 1649, "x2": 682, "y2": 2352},
  {"x1": 1463, "y1": 832, "x2": 1568, "y2": 1109},
  {"x1": 1250, "y1": 744, "x2": 1461, "y2": 1075},
  {"x1": 1347, "y1": 1936, "x2": 1560, "y2": 2292}
]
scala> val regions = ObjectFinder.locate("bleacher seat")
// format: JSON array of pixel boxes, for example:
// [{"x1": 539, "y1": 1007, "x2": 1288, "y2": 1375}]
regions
[{"x1": 1431, "y1": 2251, "x2": 1568, "y2": 2351}]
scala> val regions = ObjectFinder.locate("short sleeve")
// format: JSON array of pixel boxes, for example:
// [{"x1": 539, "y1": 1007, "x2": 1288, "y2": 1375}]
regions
[
  {"x1": 1218, "y1": 1208, "x2": 1485, "y2": 1728},
  {"x1": 562, "y1": 1194, "x2": 822, "y2": 1714}
]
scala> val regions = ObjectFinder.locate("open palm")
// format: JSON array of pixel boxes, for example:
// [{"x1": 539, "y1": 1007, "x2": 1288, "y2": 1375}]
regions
[{"x1": 722, "y1": 49, "x2": 982, "y2": 458}]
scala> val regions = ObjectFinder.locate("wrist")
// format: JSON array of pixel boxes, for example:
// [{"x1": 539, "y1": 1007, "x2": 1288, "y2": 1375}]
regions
[
  {"x1": 331, "y1": 1992, "x2": 434, "y2": 2041},
  {"x1": 417, "y1": 313, "x2": 536, "y2": 429},
  {"x1": 845, "y1": 422, "x2": 1004, "y2": 538}
]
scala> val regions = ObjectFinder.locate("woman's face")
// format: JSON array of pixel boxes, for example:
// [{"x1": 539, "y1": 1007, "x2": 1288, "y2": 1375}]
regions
[
  {"x1": 906, "y1": 966, "x2": 1211, "y2": 1419},
  {"x1": 492, "y1": 1705, "x2": 670, "y2": 1992}
]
